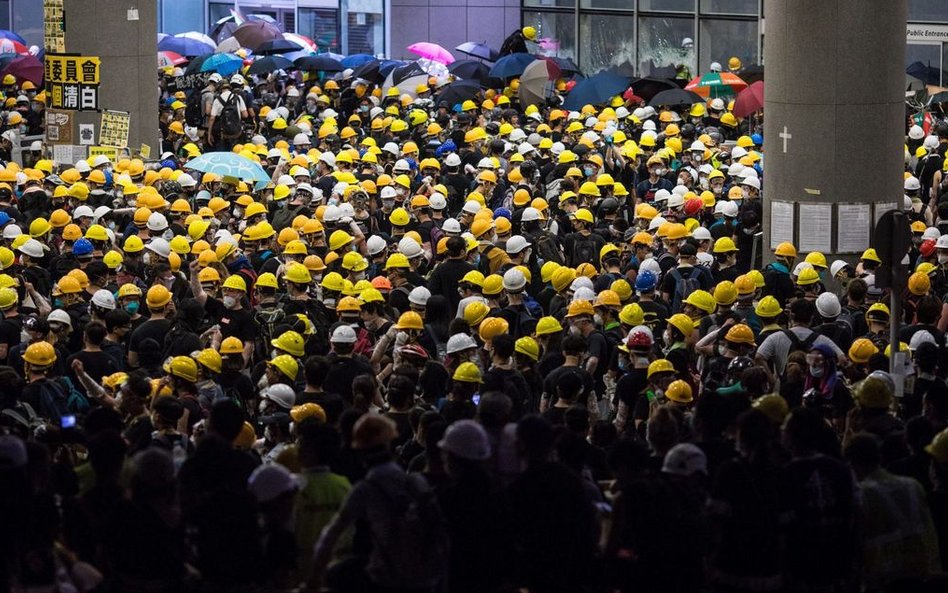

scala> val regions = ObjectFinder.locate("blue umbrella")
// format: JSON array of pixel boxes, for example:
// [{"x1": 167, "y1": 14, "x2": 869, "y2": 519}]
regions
[
  {"x1": 341, "y1": 53, "x2": 375, "y2": 68},
  {"x1": 561, "y1": 71, "x2": 633, "y2": 111},
  {"x1": 159, "y1": 36, "x2": 215, "y2": 57},
  {"x1": 456, "y1": 41, "x2": 498, "y2": 62},
  {"x1": 184, "y1": 152, "x2": 271, "y2": 186},
  {"x1": 200, "y1": 53, "x2": 243, "y2": 76},
  {"x1": 488, "y1": 53, "x2": 533, "y2": 79},
  {"x1": 0, "y1": 30, "x2": 25, "y2": 45}
]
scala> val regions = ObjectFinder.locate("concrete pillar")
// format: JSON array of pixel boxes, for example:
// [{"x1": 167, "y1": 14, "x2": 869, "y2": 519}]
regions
[
  {"x1": 61, "y1": 0, "x2": 158, "y2": 152},
  {"x1": 762, "y1": 0, "x2": 906, "y2": 264}
]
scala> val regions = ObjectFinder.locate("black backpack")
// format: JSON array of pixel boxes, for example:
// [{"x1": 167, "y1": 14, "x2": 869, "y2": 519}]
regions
[
  {"x1": 570, "y1": 234, "x2": 597, "y2": 267},
  {"x1": 534, "y1": 232, "x2": 564, "y2": 265},
  {"x1": 669, "y1": 267, "x2": 702, "y2": 313},
  {"x1": 217, "y1": 93, "x2": 242, "y2": 138},
  {"x1": 783, "y1": 328, "x2": 819, "y2": 358},
  {"x1": 184, "y1": 90, "x2": 204, "y2": 127}
]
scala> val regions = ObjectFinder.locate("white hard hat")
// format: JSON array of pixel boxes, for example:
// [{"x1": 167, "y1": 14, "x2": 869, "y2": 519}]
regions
[
  {"x1": 509, "y1": 129, "x2": 527, "y2": 143},
  {"x1": 330, "y1": 325, "x2": 357, "y2": 344},
  {"x1": 262, "y1": 383, "x2": 296, "y2": 409},
  {"x1": 923, "y1": 227, "x2": 941, "y2": 241},
  {"x1": 248, "y1": 464, "x2": 299, "y2": 504},
  {"x1": 572, "y1": 286, "x2": 596, "y2": 302},
  {"x1": 48, "y1": 309, "x2": 72, "y2": 328},
  {"x1": 442, "y1": 218, "x2": 461, "y2": 234},
  {"x1": 398, "y1": 236, "x2": 424, "y2": 259},
  {"x1": 741, "y1": 176, "x2": 761, "y2": 190},
  {"x1": 146, "y1": 212, "x2": 169, "y2": 232},
  {"x1": 73, "y1": 205, "x2": 94, "y2": 219},
  {"x1": 639, "y1": 257, "x2": 662, "y2": 278},
  {"x1": 662, "y1": 443, "x2": 707, "y2": 476},
  {"x1": 230, "y1": 74, "x2": 245, "y2": 86},
  {"x1": 18, "y1": 238, "x2": 45, "y2": 258},
  {"x1": 910, "y1": 330, "x2": 937, "y2": 350},
  {"x1": 936, "y1": 235, "x2": 948, "y2": 249},
  {"x1": 830, "y1": 259, "x2": 850, "y2": 277},
  {"x1": 521, "y1": 207, "x2": 541, "y2": 222},
  {"x1": 408, "y1": 286, "x2": 431, "y2": 306},
  {"x1": 477, "y1": 157, "x2": 495, "y2": 170},
  {"x1": 792, "y1": 262, "x2": 814, "y2": 277},
  {"x1": 709, "y1": 61, "x2": 722, "y2": 72},
  {"x1": 2, "y1": 225, "x2": 20, "y2": 240},
  {"x1": 909, "y1": 125, "x2": 925, "y2": 140},
  {"x1": 730, "y1": 146, "x2": 748, "y2": 160},
  {"x1": 91, "y1": 289, "x2": 116, "y2": 310},
  {"x1": 93, "y1": 206, "x2": 112, "y2": 221},
  {"x1": 709, "y1": 98, "x2": 726, "y2": 111},
  {"x1": 177, "y1": 172, "x2": 197, "y2": 188},
  {"x1": 444, "y1": 153, "x2": 461, "y2": 167},
  {"x1": 696, "y1": 252, "x2": 714, "y2": 267},
  {"x1": 429, "y1": 193, "x2": 447, "y2": 210},
  {"x1": 90, "y1": 154, "x2": 110, "y2": 167},
  {"x1": 366, "y1": 235, "x2": 387, "y2": 256},
  {"x1": 904, "y1": 176, "x2": 921, "y2": 191},
  {"x1": 393, "y1": 159, "x2": 411, "y2": 173},
  {"x1": 277, "y1": 174, "x2": 296, "y2": 187},
  {"x1": 318, "y1": 152, "x2": 336, "y2": 167},
  {"x1": 462, "y1": 200, "x2": 482, "y2": 215},
  {"x1": 380, "y1": 186, "x2": 397, "y2": 200},
  {"x1": 293, "y1": 133, "x2": 310, "y2": 146},
  {"x1": 648, "y1": 215, "x2": 667, "y2": 231},
  {"x1": 692, "y1": 227, "x2": 711, "y2": 241},
  {"x1": 518, "y1": 142, "x2": 536, "y2": 155},
  {"x1": 653, "y1": 189, "x2": 671, "y2": 204},
  {"x1": 503, "y1": 267, "x2": 527, "y2": 291},
  {"x1": 505, "y1": 235, "x2": 531, "y2": 255},
  {"x1": 75, "y1": 160, "x2": 91, "y2": 173},
  {"x1": 382, "y1": 142, "x2": 399, "y2": 156},
  {"x1": 689, "y1": 140, "x2": 706, "y2": 152},
  {"x1": 924, "y1": 135, "x2": 940, "y2": 151},
  {"x1": 447, "y1": 333, "x2": 478, "y2": 354},
  {"x1": 666, "y1": 194, "x2": 684, "y2": 209},
  {"x1": 570, "y1": 276, "x2": 594, "y2": 293},
  {"x1": 322, "y1": 205, "x2": 341, "y2": 224},
  {"x1": 145, "y1": 238, "x2": 171, "y2": 258},
  {"x1": 438, "y1": 419, "x2": 491, "y2": 461},
  {"x1": 815, "y1": 292, "x2": 841, "y2": 319},
  {"x1": 615, "y1": 106, "x2": 630, "y2": 119},
  {"x1": 721, "y1": 201, "x2": 739, "y2": 217}
]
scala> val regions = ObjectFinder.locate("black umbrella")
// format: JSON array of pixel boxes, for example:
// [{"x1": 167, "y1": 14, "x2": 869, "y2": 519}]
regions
[
  {"x1": 562, "y1": 71, "x2": 632, "y2": 111},
  {"x1": 247, "y1": 55, "x2": 294, "y2": 76},
  {"x1": 184, "y1": 53, "x2": 211, "y2": 76},
  {"x1": 351, "y1": 58, "x2": 382, "y2": 82},
  {"x1": 929, "y1": 91, "x2": 948, "y2": 105},
  {"x1": 740, "y1": 64, "x2": 764, "y2": 84},
  {"x1": 437, "y1": 79, "x2": 483, "y2": 108},
  {"x1": 389, "y1": 62, "x2": 426, "y2": 86},
  {"x1": 629, "y1": 77, "x2": 678, "y2": 102},
  {"x1": 448, "y1": 59, "x2": 490, "y2": 80},
  {"x1": 648, "y1": 88, "x2": 704, "y2": 107},
  {"x1": 545, "y1": 57, "x2": 581, "y2": 76},
  {"x1": 295, "y1": 55, "x2": 343, "y2": 72},
  {"x1": 455, "y1": 41, "x2": 498, "y2": 62},
  {"x1": 254, "y1": 38, "x2": 300, "y2": 55}
]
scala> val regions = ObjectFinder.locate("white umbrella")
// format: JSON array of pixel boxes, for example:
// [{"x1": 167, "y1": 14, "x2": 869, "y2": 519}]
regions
[
  {"x1": 175, "y1": 31, "x2": 216, "y2": 48},
  {"x1": 216, "y1": 36, "x2": 242, "y2": 54}
]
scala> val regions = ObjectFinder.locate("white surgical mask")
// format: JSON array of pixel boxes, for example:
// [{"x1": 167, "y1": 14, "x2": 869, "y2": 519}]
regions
[
  {"x1": 809, "y1": 365, "x2": 824, "y2": 378},
  {"x1": 222, "y1": 295, "x2": 238, "y2": 309}
]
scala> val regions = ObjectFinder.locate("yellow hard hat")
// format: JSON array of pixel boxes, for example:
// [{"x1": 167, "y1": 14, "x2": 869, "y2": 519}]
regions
[
  {"x1": 478, "y1": 317, "x2": 509, "y2": 342},
  {"x1": 682, "y1": 290, "x2": 715, "y2": 314},
  {"x1": 755, "y1": 295, "x2": 783, "y2": 318},
  {"x1": 667, "y1": 313, "x2": 694, "y2": 337},
  {"x1": 647, "y1": 358, "x2": 675, "y2": 378},
  {"x1": 146, "y1": 285, "x2": 171, "y2": 308},
  {"x1": 271, "y1": 330, "x2": 305, "y2": 357},
  {"x1": 396, "y1": 311, "x2": 424, "y2": 331},
  {"x1": 222, "y1": 274, "x2": 248, "y2": 292},
  {"x1": 163, "y1": 356, "x2": 198, "y2": 382},
  {"x1": 23, "y1": 341, "x2": 57, "y2": 367}
]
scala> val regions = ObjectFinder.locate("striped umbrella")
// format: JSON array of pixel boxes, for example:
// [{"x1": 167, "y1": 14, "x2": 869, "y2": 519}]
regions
[{"x1": 684, "y1": 71, "x2": 747, "y2": 98}]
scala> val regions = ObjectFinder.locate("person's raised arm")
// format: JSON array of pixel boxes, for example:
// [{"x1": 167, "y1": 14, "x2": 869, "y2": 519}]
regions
[{"x1": 188, "y1": 259, "x2": 208, "y2": 306}]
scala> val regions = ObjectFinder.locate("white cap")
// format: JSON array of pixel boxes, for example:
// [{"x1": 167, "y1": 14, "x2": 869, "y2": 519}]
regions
[
  {"x1": 505, "y1": 235, "x2": 531, "y2": 254},
  {"x1": 248, "y1": 463, "x2": 298, "y2": 503},
  {"x1": 446, "y1": 333, "x2": 478, "y2": 354},
  {"x1": 91, "y1": 289, "x2": 116, "y2": 310},
  {"x1": 330, "y1": 325, "x2": 357, "y2": 343}
]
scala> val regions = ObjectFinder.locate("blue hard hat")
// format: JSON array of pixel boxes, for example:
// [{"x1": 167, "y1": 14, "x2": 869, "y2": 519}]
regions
[
  {"x1": 0, "y1": 212, "x2": 11, "y2": 227},
  {"x1": 494, "y1": 207, "x2": 512, "y2": 221},
  {"x1": 635, "y1": 270, "x2": 657, "y2": 291},
  {"x1": 72, "y1": 238, "x2": 94, "y2": 256},
  {"x1": 751, "y1": 133, "x2": 763, "y2": 146}
]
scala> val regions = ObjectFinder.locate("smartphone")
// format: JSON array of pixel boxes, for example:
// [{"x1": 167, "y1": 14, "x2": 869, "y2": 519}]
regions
[
  {"x1": 472, "y1": 394, "x2": 481, "y2": 406},
  {"x1": 61, "y1": 415, "x2": 76, "y2": 429}
]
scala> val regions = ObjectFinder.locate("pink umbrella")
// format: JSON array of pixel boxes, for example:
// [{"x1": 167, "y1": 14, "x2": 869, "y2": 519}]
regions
[
  {"x1": 407, "y1": 42, "x2": 454, "y2": 65},
  {"x1": 732, "y1": 80, "x2": 764, "y2": 118},
  {"x1": 284, "y1": 33, "x2": 316, "y2": 52},
  {"x1": 158, "y1": 51, "x2": 187, "y2": 68}
]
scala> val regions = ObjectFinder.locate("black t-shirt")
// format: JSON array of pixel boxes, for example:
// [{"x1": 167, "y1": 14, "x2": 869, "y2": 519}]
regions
[
  {"x1": 204, "y1": 297, "x2": 257, "y2": 342},
  {"x1": 129, "y1": 318, "x2": 173, "y2": 354},
  {"x1": 322, "y1": 354, "x2": 374, "y2": 403},
  {"x1": 67, "y1": 350, "x2": 118, "y2": 396},
  {"x1": 296, "y1": 390, "x2": 347, "y2": 425},
  {"x1": 0, "y1": 315, "x2": 22, "y2": 363},
  {"x1": 543, "y1": 365, "x2": 594, "y2": 402}
]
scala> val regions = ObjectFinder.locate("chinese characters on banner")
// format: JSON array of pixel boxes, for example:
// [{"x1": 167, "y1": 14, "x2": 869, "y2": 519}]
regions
[
  {"x1": 99, "y1": 110, "x2": 130, "y2": 148},
  {"x1": 44, "y1": 0, "x2": 65, "y2": 53},
  {"x1": 45, "y1": 54, "x2": 101, "y2": 111}
]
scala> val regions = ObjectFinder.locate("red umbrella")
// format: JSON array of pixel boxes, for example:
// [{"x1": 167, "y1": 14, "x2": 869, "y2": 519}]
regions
[
  {"x1": 732, "y1": 80, "x2": 764, "y2": 118},
  {"x1": 2, "y1": 55, "x2": 43, "y2": 86}
]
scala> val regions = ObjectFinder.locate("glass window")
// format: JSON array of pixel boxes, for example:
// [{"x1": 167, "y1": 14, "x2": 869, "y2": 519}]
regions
[
  {"x1": 638, "y1": 16, "x2": 695, "y2": 77},
  {"x1": 0, "y1": 1, "x2": 11, "y2": 32},
  {"x1": 160, "y1": 0, "x2": 204, "y2": 36},
  {"x1": 909, "y1": 0, "x2": 948, "y2": 23},
  {"x1": 699, "y1": 18, "x2": 758, "y2": 73},
  {"x1": 700, "y1": 0, "x2": 758, "y2": 14},
  {"x1": 346, "y1": 0, "x2": 384, "y2": 56},
  {"x1": 639, "y1": 0, "x2": 696, "y2": 12},
  {"x1": 299, "y1": 7, "x2": 341, "y2": 53},
  {"x1": 524, "y1": 0, "x2": 576, "y2": 8},
  {"x1": 907, "y1": 43, "x2": 942, "y2": 86},
  {"x1": 579, "y1": 13, "x2": 636, "y2": 74},
  {"x1": 581, "y1": 0, "x2": 634, "y2": 9},
  {"x1": 523, "y1": 11, "x2": 577, "y2": 61},
  {"x1": 208, "y1": 3, "x2": 233, "y2": 29},
  {"x1": 11, "y1": 0, "x2": 42, "y2": 46}
]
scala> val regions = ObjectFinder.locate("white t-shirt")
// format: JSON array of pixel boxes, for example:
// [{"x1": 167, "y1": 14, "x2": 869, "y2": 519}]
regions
[
  {"x1": 209, "y1": 90, "x2": 246, "y2": 118},
  {"x1": 757, "y1": 325, "x2": 843, "y2": 376}
]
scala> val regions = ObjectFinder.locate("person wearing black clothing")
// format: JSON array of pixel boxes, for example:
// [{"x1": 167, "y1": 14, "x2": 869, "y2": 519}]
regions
[
  {"x1": 427, "y1": 237, "x2": 474, "y2": 313},
  {"x1": 297, "y1": 355, "x2": 347, "y2": 425},
  {"x1": 66, "y1": 323, "x2": 118, "y2": 399},
  {"x1": 323, "y1": 332, "x2": 375, "y2": 404},
  {"x1": 482, "y1": 335, "x2": 532, "y2": 420}
]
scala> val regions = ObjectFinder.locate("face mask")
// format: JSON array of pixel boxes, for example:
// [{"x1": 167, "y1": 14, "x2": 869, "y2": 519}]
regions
[
  {"x1": 712, "y1": 186, "x2": 723, "y2": 195},
  {"x1": 618, "y1": 358, "x2": 629, "y2": 372},
  {"x1": 677, "y1": 177, "x2": 688, "y2": 186},
  {"x1": 699, "y1": 178, "x2": 709, "y2": 190},
  {"x1": 142, "y1": 252, "x2": 152, "y2": 265},
  {"x1": 743, "y1": 227, "x2": 756, "y2": 235},
  {"x1": 124, "y1": 301, "x2": 140, "y2": 314},
  {"x1": 568, "y1": 325, "x2": 582, "y2": 337},
  {"x1": 593, "y1": 313, "x2": 603, "y2": 325},
  {"x1": 652, "y1": 168, "x2": 664, "y2": 177},
  {"x1": 583, "y1": 166, "x2": 594, "y2": 177},
  {"x1": 663, "y1": 330, "x2": 674, "y2": 346},
  {"x1": 222, "y1": 295, "x2": 238, "y2": 309},
  {"x1": 939, "y1": 254, "x2": 948, "y2": 265},
  {"x1": 809, "y1": 365, "x2": 824, "y2": 378}
]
